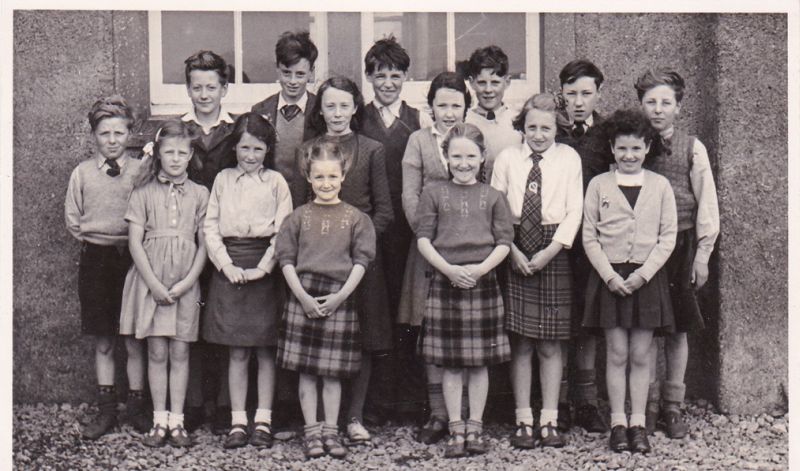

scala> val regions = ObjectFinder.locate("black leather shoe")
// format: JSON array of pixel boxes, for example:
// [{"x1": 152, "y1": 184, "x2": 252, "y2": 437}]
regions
[
  {"x1": 416, "y1": 416, "x2": 448, "y2": 444},
  {"x1": 509, "y1": 422, "x2": 536, "y2": 449},
  {"x1": 661, "y1": 409, "x2": 689, "y2": 439},
  {"x1": 539, "y1": 424, "x2": 566, "y2": 448},
  {"x1": 575, "y1": 404, "x2": 607, "y2": 433},
  {"x1": 628, "y1": 426, "x2": 652, "y2": 453},
  {"x1": 609, "y1": 425, "x2": 629, "y2": 452}
]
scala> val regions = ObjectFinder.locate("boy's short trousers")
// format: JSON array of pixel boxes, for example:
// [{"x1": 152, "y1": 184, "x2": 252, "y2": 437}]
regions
[{"x1": 78, "y1": 242, "x2": 132, "y2": 336}]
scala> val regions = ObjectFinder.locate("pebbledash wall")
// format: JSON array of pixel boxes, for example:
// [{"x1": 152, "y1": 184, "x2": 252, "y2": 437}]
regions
[{"x1": 13, "y1": 11, "x2": 787, "y2": 414}]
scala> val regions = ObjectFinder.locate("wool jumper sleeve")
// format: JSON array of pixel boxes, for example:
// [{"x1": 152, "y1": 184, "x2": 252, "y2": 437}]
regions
[
  {"x1": 401, "y1": 131, "x2": 426, "y2": 228},
  {"x1": 368, "y1": 142, "x2": 394, "y2": 234},
  {"x1": 689, "y1": 139, "x2": 720, "y2": 264},
  {"x1": 275, "y1": 209, "x2": 301, "y2": 268},
  {"x1": 65, "y1": 167, "x2": 84, "y2": 241},
  {"x1": 413, "y1": 187, "x2": 438, "y2": 241},
  {"x1": 634, "y1": 180, "x2": 678, "y2": 282},
  {"x1": 492, "y1": 193, "x2": 514, "y2": 248},
  {"x1": 351, "y1": 211, "x2": 377, "y2": 268}
]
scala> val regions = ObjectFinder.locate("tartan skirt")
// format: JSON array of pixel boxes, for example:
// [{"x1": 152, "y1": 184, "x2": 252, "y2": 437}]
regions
[
  {"x1": 277, "y1": 272, "x2": 362, "y2": 379},
  {"x1": 419, "y1": 270, "x2": 510, "y2": 367},
  {"x1": 504, "y1": 224, "x2": 574, "y2": 340}
]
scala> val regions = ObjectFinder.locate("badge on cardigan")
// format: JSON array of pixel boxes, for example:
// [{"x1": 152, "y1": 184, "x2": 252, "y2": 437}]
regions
[
  {"x1": 527, "y1": 182, "x2": 538, "y2": 194},
  {"x1": 602, "y1": 195, "x2": 610, "y2": 208}
]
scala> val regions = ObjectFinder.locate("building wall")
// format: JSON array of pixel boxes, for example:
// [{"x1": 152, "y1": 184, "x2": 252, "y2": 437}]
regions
[{"x1": 12, "y1": 11, "x2": 788, "y2": 413}]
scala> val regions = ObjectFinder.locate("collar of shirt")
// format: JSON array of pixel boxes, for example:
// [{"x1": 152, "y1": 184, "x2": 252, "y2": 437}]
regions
[
  {"x1": 615, "y1": 170, "x2": 644, "y2": 186},
  {"x1": 181, "y1": 108, "x2": 235, "y2": 135},
  {"x1": 372, "y1": 99, "x2": 402, "y2": 119},
  {"x1": 524, "y1": 141, "x2": 557, "y2": 161},
  {"x1": 278, "y1": 91, "x2": 309, "y2": 114},
  {"x1": 429, "y1": 126, "x2": 448, "y2": 168},
  {"x1": 472, "y1": 104, "x2": 508, "y2": 121},
  {"x1": 659, "y1": 125, "x2": 675, "y2": 141},
  {"x1": 95, "y1": 153, "x2": 129, "y2": 169},
  {"x1": 234, "y1": 165, "x2": 269, "y2": 182},
  {"x1": 578, "y1": 114, "x2": 595, "y2": 128}
]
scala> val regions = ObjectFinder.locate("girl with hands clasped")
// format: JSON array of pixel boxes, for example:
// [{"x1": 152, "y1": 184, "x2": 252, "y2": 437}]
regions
[
  {"x1": 415, "y1": 123, "x2": 513, "y2": 458},
  {"x1": 119, "y1": 120, "x2": 210, "y2": 447},
  {"x1": 581, "y1": 109, "x2": 677, "y2": 454},
  {"x1": 203, "y1": 112, "x2": 293, "y2": 450},
  {"x1": 491, "y1": 93, "x2": 583, "y2": 449},
  {"x1": 275, "y1": 141, "x2": 376, "y2": 460}
]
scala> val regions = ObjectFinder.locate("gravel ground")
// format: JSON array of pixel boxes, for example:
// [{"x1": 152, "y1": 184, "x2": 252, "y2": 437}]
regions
[{"x1": 13, "y1": 400, "x2": 788, "y2": 470}]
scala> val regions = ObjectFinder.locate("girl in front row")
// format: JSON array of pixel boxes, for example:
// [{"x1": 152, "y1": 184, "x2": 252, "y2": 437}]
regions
[
  {"x1": 119, "y1": 120, "x2": 210, "y2": 447},
  {"x1": 203, "y1": 112, "x2": 293, "y2": 449},
  {"x1": 582, "y1": 109, "x2": 677, "y2": 454},
  {"x1": 276, "y1": 141, "x2": 376, "y2": 460},
  {"x1": 416, "y1": 123, "x2": 513, "y2": 458},
  {"x1": 491, "y1": 93, "x2": 583, "y2": 449}
]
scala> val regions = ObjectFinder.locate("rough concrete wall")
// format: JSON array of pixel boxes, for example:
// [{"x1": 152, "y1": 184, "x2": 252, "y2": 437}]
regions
[
  {"x1": 13, "y1": 10, "x2": 149, "y2": 403},
  {"x1": 714, "y1": 14, "x2": 788, "y2": 414}
]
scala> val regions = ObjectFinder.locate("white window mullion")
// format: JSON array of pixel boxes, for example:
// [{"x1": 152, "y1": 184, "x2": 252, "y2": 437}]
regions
[
  {"x1": 234, "y1": 11, "x2": 243, "y2": 86},
  {"x1": 148, "y1": 11, "x2": 165, "y2": 103},
  {"x1": 446, "y1": 13, "x2": 456, "y2": 72},
  {"x1": 311, "y1": 11, "x2": 328, "y2": 88},
  {"x1": 360, "y1": 12, "x2": 374, "y2": 103},
  {"x1": 525, "y1": 13, "x2": 540, "y2": 93}
]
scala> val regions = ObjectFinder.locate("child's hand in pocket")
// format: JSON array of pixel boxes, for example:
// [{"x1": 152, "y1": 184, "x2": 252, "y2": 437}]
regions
[
  {"x1": 316, "y1": 292, "x2": 345, "y2": 316},
  {"x1": 168, "y1": 280, "x2": 191, "y2": 300},
  {"x1": 152, "y1": 283, "x2": 175, "y2": 305},
  {"x1": 244, "y1": 268, "x2": 267, "y2": 282},
  {"x1": 607, "y1": 276, "x2": 631, "y2": 297},
  {"x1": 623, "y1": 273, "x2": 646, "y2": 293},
  {"x1": 446, "y1": 265, "x2": 476, "y2": 289},
  {"x1": 300, "y1": 293, "x2": 325, "y2": 318}
]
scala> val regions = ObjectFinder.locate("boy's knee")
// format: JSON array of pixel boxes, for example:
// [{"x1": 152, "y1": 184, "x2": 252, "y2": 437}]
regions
[{"x1": 96, "y1": 337, "x2": 115, "y2": 356}]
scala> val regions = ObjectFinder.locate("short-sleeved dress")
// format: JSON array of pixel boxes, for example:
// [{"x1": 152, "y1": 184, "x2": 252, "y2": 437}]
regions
[{"x1": 119, "y1": 175, "x2": 210, "y2": 342}]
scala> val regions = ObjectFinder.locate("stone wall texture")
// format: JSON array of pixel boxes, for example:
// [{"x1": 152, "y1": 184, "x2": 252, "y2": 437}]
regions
[{"x1": 13, "y1": 11, "x2": 788, "y2": 413}]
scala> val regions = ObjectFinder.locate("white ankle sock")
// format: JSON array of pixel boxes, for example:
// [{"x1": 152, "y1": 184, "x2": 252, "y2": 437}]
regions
[
  {"x1": 254, "y1": 408, "x2": 272, "y2": 424},
  {"x1": 231, "y1": 410, "x2": 248, "y2": 426},
  {"x1": 629, "y1": 413, "x2": 646, "y2": 428},
  {"x1": 610, "y1": 413, "x2": 628, "y2": 428},
  {"x1": 540, "y1": 409, "x2": 558, "y2": 427},
  {"x1": 515, "y1": 407, "x2": 534, "y2": 426},
  {"x1": 153, "y1": 410, "x2": 169, "y2": 427},
  {"x1": 167, "y1": 412, "x2": 184, "y2": 429}
]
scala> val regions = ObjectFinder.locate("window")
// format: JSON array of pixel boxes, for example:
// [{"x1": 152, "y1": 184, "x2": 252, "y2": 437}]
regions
[{"x1": 148, "y1": 11, "x2": 540, "y2": 115}]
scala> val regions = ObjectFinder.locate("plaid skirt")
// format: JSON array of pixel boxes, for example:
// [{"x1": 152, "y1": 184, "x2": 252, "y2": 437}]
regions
[
  {"x1": 419, "y1": 270, "x2": 510, "y2": 367},
  {"x1": 662, "y1": 229, "x2": 705, "y2": 333},
  {"x1": 277, "y1": 272, "x2": 361, "y2": 379},
  {"x1": 504, "y1": 224, "x2": 574, "y2": 340}
]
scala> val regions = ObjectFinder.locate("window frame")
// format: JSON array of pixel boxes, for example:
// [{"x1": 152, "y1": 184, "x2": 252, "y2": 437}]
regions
[{"x1": 147, "y1": 11, "x2": 540, "y2": 116}]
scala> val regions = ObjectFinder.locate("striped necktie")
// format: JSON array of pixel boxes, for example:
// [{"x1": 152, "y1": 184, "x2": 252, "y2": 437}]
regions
[{"x1": 517, "y1": 152, "x2": 544, "y2": 255}]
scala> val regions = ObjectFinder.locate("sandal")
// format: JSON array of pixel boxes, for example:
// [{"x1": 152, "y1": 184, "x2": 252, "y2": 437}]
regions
[
  {"x1": 167, "y1": 424, "x2": 192, "y2": 447},
  {"x1": 540, "y1": 423, "x2": 566, "y2": 448},
  {"x1": 303, "y1": 423, "x2": 325, "y2": 460},
  {"x1": 510, "y1": 422, "x2": 537, "y2": 449},
  {"x1": 142, "y1": 424, "x2": 168, "y2": 448},
  {"x1": 249, "y1": 422, "x2": 273, "y2": 448},
  {"x1": 223, "y1": 424, "x2": 248, "y2": 449},
  {"x1": 465, "y1": 420, "x2": 489, "y2": 455},
  {"x1": 322, "y1": 424, "x2": 348, "y2": 459},
  {"x1": 347, "y1": 418, "x2": 371, "y2": 443},
  {"x1": 443, "y1": 420, "x2": 466, "y2": 458}
]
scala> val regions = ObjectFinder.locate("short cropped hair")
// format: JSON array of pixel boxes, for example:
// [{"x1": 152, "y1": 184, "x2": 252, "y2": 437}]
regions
[
  {"x1": 275, "y1": 31, "x2": 319, "y2": 68},
  {"x1": 559, "y1": 59, "x2": 604, "y2": 88},
  {"x1": 426, "y1": 71, "x2": 472, "y2": 117},
  {"x1": 88, "y1": 95, "x2": 135, "y2": 131},
  {"x1": 464, "y1": 45, "x2": 509, "y2": 79},
  {"x1": 364, "y1": 35, "x2": 410, "y2": 75},
  {"x1": 634, "y1": 68, "x2": 685, "y2": 103},
  {"x1": 184, "y1": 50, "x2": 228, "y2": 86},
  {"x1": 512, "y1": 93, "x2": 560, "y2": 132}
]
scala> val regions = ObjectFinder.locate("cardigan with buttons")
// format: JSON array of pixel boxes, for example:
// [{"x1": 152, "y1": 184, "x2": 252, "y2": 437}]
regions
[{"x1": 582, "y1": 170, "x2": 677, "y2": 283}]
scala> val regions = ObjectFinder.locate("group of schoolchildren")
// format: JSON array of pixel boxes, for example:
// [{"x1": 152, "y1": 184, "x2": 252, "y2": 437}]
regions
[{"x1": 65, "y1": 29, "x2": 719, "y2": 459}]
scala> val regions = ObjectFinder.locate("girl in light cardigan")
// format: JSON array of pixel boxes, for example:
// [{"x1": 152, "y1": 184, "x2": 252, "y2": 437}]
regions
[{"x1": 581, "y1": 109, "x2": 677, "y2": 454}]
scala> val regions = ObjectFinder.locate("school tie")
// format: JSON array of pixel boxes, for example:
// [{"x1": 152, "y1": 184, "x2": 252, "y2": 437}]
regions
[
  {"x1": 517, "y1": 152, "x2": 544, "y2": 255},
  {"x1": 485, "y1": 110, "x2": 496, "y2": 121},
  {"x1": 281, "y1": 104, "x2": 301, "y2": 122},
  {"x1": 379, "y1": 106, "x2": 395, "y2": 128},
  {"x1": 661, "y1": 135, "x2": 673, "y2": 156},
  {"x1": 105, "y1": 159, "x2": 120, "y2": 177},
  {"x1": 573, "y1": 122, "x2": 586, "y2": 138}
]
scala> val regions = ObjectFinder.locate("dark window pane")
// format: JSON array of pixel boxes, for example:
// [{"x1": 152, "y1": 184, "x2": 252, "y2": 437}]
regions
[
  {"x1": 373, "y1": 13, "x2": 447, "y2": 81},
  {"x1": 327, "y1": 12, "x2": 361, "y2": 81},
  {"x1": 454, "y1": 13, "x2": 526, "y2": 79},
  {"x1": 242, "y1": 12, "x2": 313, "y2": 83},
  {"x1": 161, "y1": 12, "x2": 235, "y2": 84}
]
